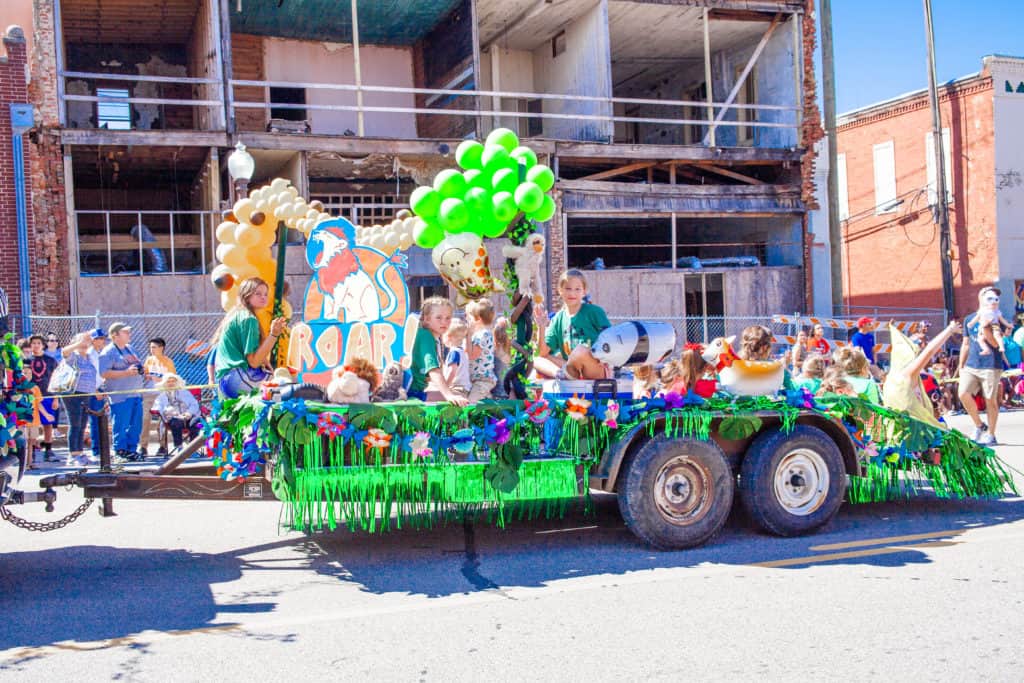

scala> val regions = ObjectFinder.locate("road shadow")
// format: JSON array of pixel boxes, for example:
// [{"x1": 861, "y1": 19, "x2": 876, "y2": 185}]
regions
[
  {"x1": 302, "y1": 492, "x2": 1024, "y2": 597},
  {"x1": 0, "y1": 538, "x2": 310, "y2": 657}
]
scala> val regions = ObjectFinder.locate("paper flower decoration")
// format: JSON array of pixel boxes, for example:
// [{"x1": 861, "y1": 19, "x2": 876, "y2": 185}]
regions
[
  {"x1": 317, "y1": 412, "x2": 348, "y2": 438},
  {"x1": 364, "y1": 428, "x2": 392, "y2": 451},
  {"x1": 524, "y1": 398, "x2": 550, "y2": 424},
  {"x1": 409, "y1": 431, "x2": 433, "y2": 459},
  {"x1": 603, "y1": 400, "x2": 620, "y2": 430},
  {"x1": 565, "y1": 395, "x2": 591, "y2": 422}
]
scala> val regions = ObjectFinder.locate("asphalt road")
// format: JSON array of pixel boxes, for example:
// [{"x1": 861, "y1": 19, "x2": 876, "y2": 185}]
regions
[{"x1": 2, "y1": 412, "x2": 1024, "y2": 680}]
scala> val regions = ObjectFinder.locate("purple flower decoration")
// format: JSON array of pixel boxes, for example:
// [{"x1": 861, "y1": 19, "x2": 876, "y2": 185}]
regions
[
  {"x1": 662, "y1": 391, "x2": 684, "y2": 410},
  {"x1": 486, "y1": 417, "x2": 511, "y2": 445}
]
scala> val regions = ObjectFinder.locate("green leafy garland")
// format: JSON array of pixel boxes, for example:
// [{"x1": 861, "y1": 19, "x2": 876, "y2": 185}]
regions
[
  {"x1": 205, "y1": 387, "x2": 1016, "y2": 533},
  {"x1": 1, "y1": 333, "x2": 35, "y2": 458}
]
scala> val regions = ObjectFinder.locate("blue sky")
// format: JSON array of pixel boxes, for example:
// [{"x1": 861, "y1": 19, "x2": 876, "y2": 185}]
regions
[{"x1": 831, "y1": 0, "x2": 1022, "y2": 114}]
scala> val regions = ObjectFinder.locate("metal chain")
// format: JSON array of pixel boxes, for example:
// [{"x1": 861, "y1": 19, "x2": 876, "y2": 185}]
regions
[{"x1": 0, "y1": 498, "x2": 95, "y2": 532}]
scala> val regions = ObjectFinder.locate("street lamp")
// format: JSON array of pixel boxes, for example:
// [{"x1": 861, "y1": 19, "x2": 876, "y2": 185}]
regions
[{"x1": 227, "y1": 141, "x2": 255, "y2": 199}]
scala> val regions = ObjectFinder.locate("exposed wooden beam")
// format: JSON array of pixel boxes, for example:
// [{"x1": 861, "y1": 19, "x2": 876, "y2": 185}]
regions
[
  {"x1": 703, "y1": 13, "x2": 783, "y2": 144},
  {"x1": 554, "y1": 141, "x2": 801, "y2": 163},
  {"x1": 690, "y1": 162, "x2": 765, "y2": 185},
  {"x1": 61, "y1": 129, "x2": 230, "y2": 148},
  {"x1": 578, "y1": 161, "x2": 659, "y2": 182},
  {"x1": 558, "y1": 179, "x2": 796, "y2": 196},
  {"x1": 708, "y1": 9, "x2": 778, "y2": 21},
  {"x1": 625, "y1": 0, "x2": 803, "y2": 11}
]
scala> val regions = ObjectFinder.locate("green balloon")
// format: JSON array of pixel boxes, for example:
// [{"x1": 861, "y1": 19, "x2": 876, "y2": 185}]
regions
[
  {"x1": 481, "y1": 145, "x2": 512, "y2": 174},
  {"x1": 414, "y1": 220, "x2": 444, "y2": 249},
  {"x1": 464, "y1": 169, "x2": 490, "y2": 190},
  {"x1": 464, "y1": 187, "x2": 491, "y2": 216},
  {"x1": 482, "y1": 219, "x2": 507, "y2": 239},
  {"x1": 530, "y1": 194, "x2": 556, "y2": 222},
  {"x1": 492, "y1": 191, "x2": 517, "y2": 223},
  {"x1": 514, "y1": 182, "x2": 544, "y2": 214},
  {"x1": 491, "y1": 167, "x2": 519, "y2": 194},
  {"x1": 434, "y1": 169, "x2": 467, "y2": 198},
  {"x1": 410, "y1": 186, "x2": 441, "y2": 218},
  {"x1": 510, "y1": 146, "x2": 537, "y2": 170},
  {"x1": 526, "y1": 164, "x2": 555, "y2": 192},
  {"x1": 439, "y1": 198, "x2": 469, "y2": 232},
  {"x1": 485, "y1": 127, "x2": 519, "y2": 153},
  {"x1": 455, "y1": 140, "x2": 484, "y2": 170}
]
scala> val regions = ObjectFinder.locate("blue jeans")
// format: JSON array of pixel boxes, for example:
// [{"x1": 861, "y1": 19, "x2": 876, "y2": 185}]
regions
[
  {"x1": 62, "y1": 394, "x2": 90, "y2": 453},
  {"x1": 88, "y1": 396, "x2": 106, "y2": 456},
  {"x1": 109, "y1": 397, "x2": 143, "y2": 453}
]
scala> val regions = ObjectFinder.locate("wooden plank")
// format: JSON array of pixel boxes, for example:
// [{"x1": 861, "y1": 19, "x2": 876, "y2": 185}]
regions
[
  {"x1": 79, "y1": 235, "x2": 202, "y2": 251},
  {"x1": 559, "y1": 178, "x2": 797, "y2": 196},
  {"x1": 61, "y1": 129, "x2": 229, "y2": 147},
  {"x1": 625, "y1": 0, "x2": 803, "y2": 11},
  {"x1": 554, "y1": 141, "x2": 800, "y2": 163},
  {"x1": 578, "y1": 161, "x2": 658, "y2": 182},
  {"x1": 708, "y1": 9, "x2": 779, "y2": 21},
  {"x1": 689, "y1": 162, "x2": 765, "y2": 185}
]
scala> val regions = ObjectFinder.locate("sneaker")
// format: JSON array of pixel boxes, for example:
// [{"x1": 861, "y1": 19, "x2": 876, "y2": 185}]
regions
[
  {"x1": 156, "y1": 446, "x2": 168, "y2": 457},
  {"x1": 110, "y1": 452, "x2": 129, "y2": 465},
  {"x1": 971, "y1": 423, "x2": 989, "y2": 441},
  {"x1": 85, "y1": 454, "x2": 100, "y2": 465},
  {"x1": 978, "y1": 433, "x2": 996, "y2": 446},
  {"x1": 44, "y1": 450, "x2": 61, "y2": 463}
]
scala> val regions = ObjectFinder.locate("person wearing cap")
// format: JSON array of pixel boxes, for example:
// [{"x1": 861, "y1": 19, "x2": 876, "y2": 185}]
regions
[
  {"x1": 98, "y1": 322, "x2": 148, "y2": 461},
  {"x1": 957, "y1": 286, "x2": 1008, "y2": 445},
  {"x1": 84, "y1": 328, "x2": 109, "y2": 460},
  {"x1": 850, "y1": 317, "x2": 876, "y2": 364},
  {"x1": 59, "y1": 332, "x2": 100, "y2": 466},
  {"x1": 152, "y1": 373, "x2": 201, "y2": 453}
]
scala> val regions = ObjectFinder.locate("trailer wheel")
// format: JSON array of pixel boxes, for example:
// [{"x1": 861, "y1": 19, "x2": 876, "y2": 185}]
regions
[
  {"x1": 738, "y1": 425, "x2": 845, "y2": 537},
  {"x1": 618, "y1": 435, "x2": 733, "y2": 549}
]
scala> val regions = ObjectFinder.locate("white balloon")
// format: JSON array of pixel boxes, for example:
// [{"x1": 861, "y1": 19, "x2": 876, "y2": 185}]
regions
[
  {"x1": 384, "y1": 231, "x2": 400, "y2": 250},
  {"x1": 254, "y1": 198, "x2": 268, "y2": 212},
  {"x1": 232, "y1": 198, "x2": 256, "y2": 223},
  {"x1": 398, "y1": 233, "x2": 413, "y2": 251},
  {"x1": 270, "y1": 177, "x2": 289, "y2": 192},
  {"x1": 284, "y1": 186, "x2": 299, "y2": 200},
  {"x1": 306, "y1": 208, "x2": 320, "y2": 220}
]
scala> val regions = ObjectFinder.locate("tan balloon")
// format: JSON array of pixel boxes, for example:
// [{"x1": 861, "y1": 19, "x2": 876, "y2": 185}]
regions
[
  {"x1": 220, "y1": 245, "x2": 248, "y2": 269},
  {"x1": 232, "y1": 198, "x2": 256, "y2": 224},
  {"x1": 396, "y1": 209, "x2": 411, "y2": 220},
  {"x1": 216, "y1": 220, "x2": 238, "y2": 244},
  {"x1": 305, "y1": 208, "x2": 320, "y2": 220},
  {"x1": 215, "y1": 242, "x2": 233, "y2": 264},
  {"x1": 384, "y1": 230, "x2": 400, "y2": 251},
  {"x1": 234, "y1": 223, "x2": 262, "y2": 248},
  {"x1": 398, "y1": 232, "x2": 413, "y2": 250}
]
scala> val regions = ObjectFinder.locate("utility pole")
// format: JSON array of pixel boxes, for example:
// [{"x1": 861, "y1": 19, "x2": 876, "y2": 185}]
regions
[
  {"x1": 819, "y1": 0, "x2": 843, "y2": 315},
  {"x1": 923, "y1": 0, "x2": 956, "y2": 319}
]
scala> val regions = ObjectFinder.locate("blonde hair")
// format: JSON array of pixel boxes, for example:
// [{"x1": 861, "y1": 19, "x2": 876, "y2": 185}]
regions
[
  {"x1": 833, "y1": 345, "x2": 869, "y2": 377},
  {"x1": 660, "y1": 349, "x2": 708, "y2": 391},
  {"x1": 419, "y1": 296, "x2": 453, "y2": 327},
  {"x1": 465, "y1": 298, "x2": 495, "y2": 325},
  {"x1": 558, "y1": 269, "x2": 588, "y2": 291},
  {"x1": 211, "y1": 277, "x2": 269, "y2": 346},
  {"x1": 445, "y1": 317, "x2": 469, "y2": 343},
  {"x1": 493, "y1": 317, "x2": 512, "y2": 361},
  {"x1": 800, "y1": 355, "x2": 826, "y2": 379},
  {"x1": 739, "y1": 325, "x2": 774, "y2": 361},
  {"x1": 818, "y1": 366, "x2": 854, "y2": 395}
]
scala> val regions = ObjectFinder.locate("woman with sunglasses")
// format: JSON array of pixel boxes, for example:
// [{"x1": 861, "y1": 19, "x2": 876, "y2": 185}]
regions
[{"x1": 43, "y1": 332, "x2": 62, "y2": 363}]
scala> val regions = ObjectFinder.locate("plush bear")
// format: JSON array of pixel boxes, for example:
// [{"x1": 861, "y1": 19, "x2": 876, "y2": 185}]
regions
[{"x1": 372, "y1": 361, "x2": 407, "y2": 402}]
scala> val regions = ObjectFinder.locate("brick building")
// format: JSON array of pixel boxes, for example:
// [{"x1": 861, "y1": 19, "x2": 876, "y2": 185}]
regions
[
  {"x1": 22, "y1": 0, "x2": 823, "y2": 333},
  {"x1": 835, "y1": 55, "x2": 1024, "y2": 319},
  {"x1": 0, "y1": 25, "x2": 31, "y2": 323}
]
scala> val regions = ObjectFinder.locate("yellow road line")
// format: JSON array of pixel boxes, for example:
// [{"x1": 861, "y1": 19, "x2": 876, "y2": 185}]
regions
[
  {"x1": 808, "y1": 529, "x2": 965, "y2": 552},
  {"x1": 751, "y1": 540, "x2": 960, "y2": 568}
]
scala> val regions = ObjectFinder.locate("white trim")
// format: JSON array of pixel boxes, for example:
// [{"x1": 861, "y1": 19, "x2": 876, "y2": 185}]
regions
[{"x1": 872, "y1": 140, "x2": 897, "y2": 214}]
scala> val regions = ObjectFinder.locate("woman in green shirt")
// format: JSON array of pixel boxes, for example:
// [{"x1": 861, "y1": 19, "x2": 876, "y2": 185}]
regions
[
  {"x1": 213, "y1": 277, "x2": 288, "y2": 398},
  {"x1": 535, "y1": 269, "x2": 611, "y2": 379}
]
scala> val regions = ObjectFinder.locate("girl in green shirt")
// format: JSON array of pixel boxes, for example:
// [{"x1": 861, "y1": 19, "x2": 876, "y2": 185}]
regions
[
  {"x1": 408, "y1": 296, "x2": 468, "y2": 406},
  {"x1": 535, "y1": 269, "x2": 611, "y2": 379},
  {"x1": 212, "y1": 277, "x2": 288, "y2": 398}
]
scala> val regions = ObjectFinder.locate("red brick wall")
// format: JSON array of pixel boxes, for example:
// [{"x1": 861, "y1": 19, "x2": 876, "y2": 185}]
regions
[
  {"x1": 0, "y1": 27, "x2": 30, "y2": 320},
  {"x1": 836, "y1": 77, "x2": 996, "y2": 318}
]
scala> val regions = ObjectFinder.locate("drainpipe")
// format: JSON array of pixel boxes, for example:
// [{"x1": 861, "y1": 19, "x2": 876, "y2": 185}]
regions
[{"x1": 10, "y1": 103, "x2": 34, "y2": 334}]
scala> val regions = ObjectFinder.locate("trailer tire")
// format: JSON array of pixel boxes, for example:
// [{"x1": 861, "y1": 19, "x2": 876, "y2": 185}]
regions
[
  {"x1": 738, "y1": 425, "x2": 845, "y2": 537},
  {"x1": 618, "y1": 435, "x2": 733, "y2": 549}
]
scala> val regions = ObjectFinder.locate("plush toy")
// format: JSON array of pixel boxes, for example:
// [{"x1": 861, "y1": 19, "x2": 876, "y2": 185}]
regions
[
  {"x1": 431, "y1": 232, "x2": 504, "y2": 306},
  {"x1": 701, "y1": 336, "x2": 784, "y2": 397},
  {"x1": 372, "y1": 361, "x2": 407, "y2": 402},
  {"x1": 501, "y1": 233, "x2": 545, "y2": 303},
  {"x1": 326, "y1": 358, "x2": 380, "y2": 404}
]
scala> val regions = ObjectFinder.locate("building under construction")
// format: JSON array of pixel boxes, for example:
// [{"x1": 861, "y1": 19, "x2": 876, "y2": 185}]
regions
[{"x1": 18, "y1": 0, "x2": 822, "y2": 327}]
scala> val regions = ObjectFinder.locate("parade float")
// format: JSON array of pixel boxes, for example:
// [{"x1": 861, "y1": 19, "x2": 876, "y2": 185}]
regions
[{"x1": 2, "y1": 129, "x2": 1016, "y2": 548}]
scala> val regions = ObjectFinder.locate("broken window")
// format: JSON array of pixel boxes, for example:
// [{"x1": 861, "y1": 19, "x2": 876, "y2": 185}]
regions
[
  {"x1": 96, "y1": 87, "x2": 131, "y2": 130},
  {"x1": 734, "y1": 65, "x2": 757, "y2": 145},
  {"x1": 270, "y1": 87, "x2": 307, "y2": 122}
]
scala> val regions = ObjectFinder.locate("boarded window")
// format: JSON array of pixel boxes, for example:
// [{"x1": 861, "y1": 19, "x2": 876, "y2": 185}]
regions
[
  {"x1": 872, "y1": 140, "x2": 897, "y2": 213},
  {"x1": 925, "y1": 128, "x2": 953, "y2": 205},
  {"x1": 270, "y1": 87, "x2": 307, "y2": 122}
]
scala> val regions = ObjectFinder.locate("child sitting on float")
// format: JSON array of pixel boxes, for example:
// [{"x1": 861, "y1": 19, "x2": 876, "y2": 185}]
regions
[
  {"x1": 817, "y1": 366, "x2": 857, "y2": 397},
  {"x1": 534, "y1": 269, "x2": 611, "y2": 380},
  {"x1": 659, "y1": 347, "x2": 716, "y2": 398},
  {"x1": 442, "y1": 317, "x2": 472, "y2": 400},
  {"x1": 408, "y1": 296, "x2": 468, "y2": 406},
  {"x1": 793, "y1": 355, "x2": 826, "y2": 395},
  {"x1": 832, "y1": 346, "x2": 882, "y2": 404},
  {"x1": 212, "y1": 277, "x2": 288, "y2": 399}
]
